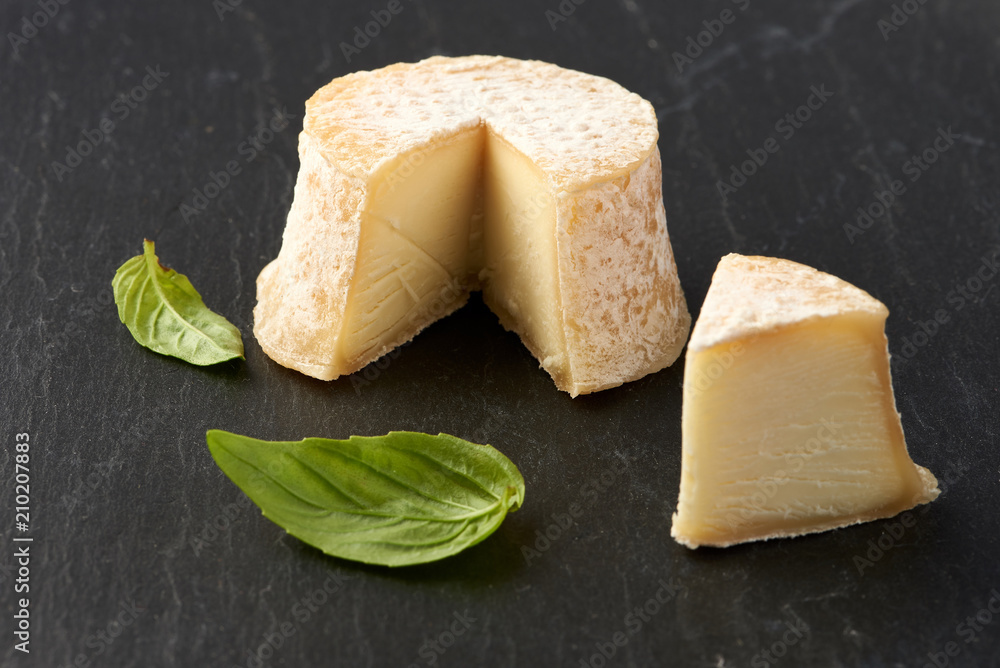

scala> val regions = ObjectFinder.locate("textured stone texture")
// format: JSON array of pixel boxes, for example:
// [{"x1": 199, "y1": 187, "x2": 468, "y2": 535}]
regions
[{"x1": 1, "y1": 0, "x2": 998, "y2": 666}]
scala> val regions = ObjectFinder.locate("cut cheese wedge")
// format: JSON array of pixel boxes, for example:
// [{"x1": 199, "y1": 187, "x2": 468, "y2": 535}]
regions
[
  {"x1": 671, "y1": 254, "x2": 939, "y2": 548},
  {"x1": 253, "y1": 55, "x2": 690, "y2": 396}
]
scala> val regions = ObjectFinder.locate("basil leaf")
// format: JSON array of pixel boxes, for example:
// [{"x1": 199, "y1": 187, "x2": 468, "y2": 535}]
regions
[
  {"x1": 205, "y1": 430, "x2": 525, "y2": 567},
  {"x1": 112, "y1": 240, "x2": 244, "y2": 365}
]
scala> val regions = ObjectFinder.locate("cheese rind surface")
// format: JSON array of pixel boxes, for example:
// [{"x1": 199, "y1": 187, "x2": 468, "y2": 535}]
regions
[
  {"x1": 254, "y1": 55, "x2": 690, "y2": 395},
  {"x1": 671, "y1": 254, "x2": 939, "y2": 548}
]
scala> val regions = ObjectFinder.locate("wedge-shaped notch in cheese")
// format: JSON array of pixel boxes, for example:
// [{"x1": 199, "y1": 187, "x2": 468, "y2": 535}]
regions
[
  {"x1": 253, "y1": 55, "x2": 690, "y2": 396},
  {"x1": 671, "y1": 254, "x2": 939, "y2": 548}
]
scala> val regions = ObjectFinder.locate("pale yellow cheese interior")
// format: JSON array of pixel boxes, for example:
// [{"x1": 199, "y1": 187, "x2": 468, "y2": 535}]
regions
[
  {"x1": 674, "y1": 314, "x2": 935, "y2": 547},
  {"x1": 480, "y1": 131, "x2": 567, "y2": 386},
  {"x1": 339, "y1": 129, "x2": 482, "y2": 370},
  {"x1": 334, "y1": 127, "x2": 571, "y2": 380}
]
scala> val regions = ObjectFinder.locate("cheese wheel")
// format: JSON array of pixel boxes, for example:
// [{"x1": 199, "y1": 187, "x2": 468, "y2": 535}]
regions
[{"x1": 254, "y1": 55, "x2": 690, "y2": 396}]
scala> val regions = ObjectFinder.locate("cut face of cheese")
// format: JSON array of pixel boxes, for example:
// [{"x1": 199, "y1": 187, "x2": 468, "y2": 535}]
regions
[
  {"x1": 340, "y1": 130, "x2": 483, "y2": 370},
  {"x1": 671, "y1": 254, "x2": 939, "y2": 548},
  {"x1": 253, "y1": 55, "x2": 690, "y2": 396},
  {"x1": 481, "y1": 131, "x2": 567, "y2": 386}
]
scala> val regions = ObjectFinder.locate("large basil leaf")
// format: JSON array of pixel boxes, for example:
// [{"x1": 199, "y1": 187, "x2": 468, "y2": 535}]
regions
[
  {"x1": 205, "y1": 430, "x2": 525, "y2": 567},
  {"x1": 112, "y1": 240, "x2": 244, "y2": 365}
]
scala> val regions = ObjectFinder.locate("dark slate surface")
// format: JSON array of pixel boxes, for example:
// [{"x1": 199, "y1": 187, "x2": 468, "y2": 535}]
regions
[{"x1": 2, "y1": 0, "x2": 999, "y2": 666}]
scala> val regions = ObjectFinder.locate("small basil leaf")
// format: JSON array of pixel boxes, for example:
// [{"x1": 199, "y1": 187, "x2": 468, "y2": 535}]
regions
[
  {"x1": 112, "y1": 240, "x2": 244, "y2": 365},
  {"x1": 205, "y1": 430, "x2": 525, "y2": 567}
]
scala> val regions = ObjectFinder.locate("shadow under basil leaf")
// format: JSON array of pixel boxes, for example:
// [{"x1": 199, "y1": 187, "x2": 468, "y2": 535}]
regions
[{"x1": 281, "y1": 523, "x2": 528, "y2": 586}]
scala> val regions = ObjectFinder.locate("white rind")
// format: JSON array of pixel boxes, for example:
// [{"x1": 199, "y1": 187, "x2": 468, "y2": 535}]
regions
[
  {"x1": 254, "y1": 132, "x2": 363, "y2": 380},
  {"x1": 554, "y1": 147, "x2": 689, "y2": 395},
  {"x1": 688, "y1": 254, "x2": 886, "y2": 353},
  {"x1": 305, "y1": 55, "x2": 659, "y2": 191}
]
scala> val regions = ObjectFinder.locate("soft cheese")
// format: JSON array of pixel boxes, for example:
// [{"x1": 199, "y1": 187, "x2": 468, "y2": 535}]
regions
[
  {"x1": 254, "y1": 55, "x2": 690, "y2": 396},
  {"x1": 671, "y1": 254, "x2": 939, "y2": 548}
]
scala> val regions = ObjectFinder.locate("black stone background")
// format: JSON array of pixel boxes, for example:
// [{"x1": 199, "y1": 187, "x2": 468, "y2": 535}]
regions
[{"x1": 1, "y1": 0, "x2": 999, "y2": 666}]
